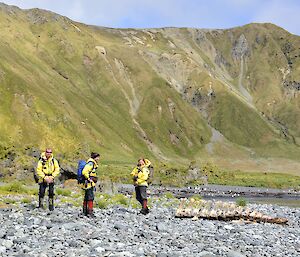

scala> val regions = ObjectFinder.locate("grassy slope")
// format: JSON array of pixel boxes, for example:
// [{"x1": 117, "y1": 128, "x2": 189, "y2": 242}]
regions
[
  {"x1": 0, "y1": 5, "x2": 299, "y2": 178},
  {"x1": 206, "y1": 23, "x2": 300, "y2": 143},
  {"x1": 0, "y1": 7, "x2": 211, "y2": 162}
]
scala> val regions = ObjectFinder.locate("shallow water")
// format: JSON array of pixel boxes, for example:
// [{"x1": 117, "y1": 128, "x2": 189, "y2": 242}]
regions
[
  {"x1": 202, "y1": 195, "x2": 300, "y2": 208},
  {"x1": 247, "y1": 197, "x2": 300, "y2": 208}
]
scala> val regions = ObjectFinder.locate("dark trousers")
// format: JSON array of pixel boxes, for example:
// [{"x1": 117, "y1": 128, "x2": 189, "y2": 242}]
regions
[
  {"x1": 84, "y1": 187, "x2": 94, "y2": 201},
  {"x1": 39, "y1": 182, "x2": 54, "y2": 198},
  {"x1": 135, "y1": 186, "x2": 147, "y2": 205}
]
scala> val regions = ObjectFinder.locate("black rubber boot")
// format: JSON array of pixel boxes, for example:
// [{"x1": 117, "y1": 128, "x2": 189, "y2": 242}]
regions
[
  {"x1": 83, "y1": 201, "x2": 88, "y2": 216},
  {"x1": 38, "y1": 197, "x2": 44, "y2": 209},
  {"x1": 49, "y1": 197, "x2": 54, "y2": 211}
]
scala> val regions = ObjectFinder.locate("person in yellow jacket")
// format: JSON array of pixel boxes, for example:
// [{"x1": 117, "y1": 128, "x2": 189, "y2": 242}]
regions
[
  {"x1": 131, "y1": 158, "x2": 150, "y2": 215},
  {"x1": 81, "y1": 152, "x2": 100, "y2": 217},
  {"x1": 36, "y1": 148, "x2": 60, "y2": 211}
]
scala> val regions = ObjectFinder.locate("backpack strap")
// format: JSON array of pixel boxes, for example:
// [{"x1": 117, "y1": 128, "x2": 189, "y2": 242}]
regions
[
  {"x1": 86, "y1": 161, "x2": 95, "y2": 174},
  {"x1": 39, "y1": 157, "x2": 56, "y2": 174}
]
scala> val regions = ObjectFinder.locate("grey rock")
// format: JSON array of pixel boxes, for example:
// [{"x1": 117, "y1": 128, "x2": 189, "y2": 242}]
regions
[
  {"x1": 197, "y1": 251, "x2": 217, "y2": 257},
  {"x1": 2, "y1": 239, "x2": 13, "y2": 248},
  {"x1": 94, "y1": 246, "x2": 105, "y2": 253},
  {"x1": 232, "y1": 34, "x2": 250, "y2": 59},
  {"x1": 156, "y1": 223, "x2": 169, "y2": 233},
  {"x1": 90, "y1": 239, "x2": 102, "y2": 248},
  {"x1": 66, "y1": 239, "x2": 78, "y2": 247},
  {"x1": 0, "y1": 229, "x2": 6, "y2": 239},
  {"x1": 224, "y1": 225, "x2": 235, "y2": 231},
  {"x1": 227, "y1": 250, "x2": 246, "y2": 257},
  {"x1": 0, "y1": 246, "x2": 6, "y2": 254},
  {"x1": 62, "y1": 222, "x2": 78, "y2": 230},
  {"x1": 135, "y1": 247, "x2": 145, "y2": 256},
  {"x1": 110, "y1": 251, "x2": 135, "y2": 257},
  {"x1": 114, "y1": 222, "x2": 128, "y2": 230},
  {"x1": 13, "y1": 237, "x2": 28, "y2": 244},
  {"x1": 156, "y1": 252, "x2": 168, "y2": 257}
]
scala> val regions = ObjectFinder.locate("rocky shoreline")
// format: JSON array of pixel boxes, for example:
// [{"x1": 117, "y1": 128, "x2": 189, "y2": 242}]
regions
[{"x1": 0, "y1": 199, "x2": 299, "y2": 257}]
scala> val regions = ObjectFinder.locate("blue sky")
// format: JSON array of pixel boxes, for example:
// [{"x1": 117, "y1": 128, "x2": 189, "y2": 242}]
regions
[{"x1": 2, "y1": 0, "x2": 300, "y2": 35}]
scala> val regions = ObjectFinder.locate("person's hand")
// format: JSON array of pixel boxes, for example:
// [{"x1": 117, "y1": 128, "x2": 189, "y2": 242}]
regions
[
  {"x1": 44, "y1": 176, "x2": 53, "y2": 184},
  {"x1": 48, "y1": 176, "x2": 54, "y2": 183},
  {"x1": 90, "y1": 176, "x2": 98, "y2": 183},
  {"x1": 44, "y1": 176, "x2": 50, "y2": 184}
]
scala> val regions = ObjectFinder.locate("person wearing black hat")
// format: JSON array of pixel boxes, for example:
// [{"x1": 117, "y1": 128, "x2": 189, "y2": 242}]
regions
[{"x1": 81, "y1": 152, "x2": 100, "y2": 217}]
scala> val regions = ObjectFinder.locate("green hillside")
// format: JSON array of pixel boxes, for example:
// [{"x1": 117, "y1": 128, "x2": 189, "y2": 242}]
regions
[{"x1": 0, "y1": 3, "x2": 299, "y2": 178}]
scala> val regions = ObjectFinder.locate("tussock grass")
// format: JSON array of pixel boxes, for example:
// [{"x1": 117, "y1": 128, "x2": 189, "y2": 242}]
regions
[
  {"x1": 95, "y1": 193, "x2": 130, "y2": 209},
  {"x1": 190, "y1": 194, "x2": 202, "y2": 201},
  {"x1": 20, "y1": 197, "x2": 32, "y2": 204},
  {"x1": 164, "y1": 192, "x2": 175, "y2": 199},
  {"x1": 236, "y1": 197, "x2": 247, "y2": 207},
  {"x1": 56, "y1": 188, "x2": 72, "y2": 197},
  {"x1": 111, "y1": 194, "x2": 129, "y2": 206},
  {"x1": 207, "y1": 169, "x2": 300, "y2": 189},
  {"x1": 0, "y1": 182, "x2": 29, "y2": 194}
]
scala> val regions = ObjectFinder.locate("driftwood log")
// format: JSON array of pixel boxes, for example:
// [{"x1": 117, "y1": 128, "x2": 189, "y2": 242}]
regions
[{"x1": 175, "y1": 199, "x2": 288, "y2": 225}]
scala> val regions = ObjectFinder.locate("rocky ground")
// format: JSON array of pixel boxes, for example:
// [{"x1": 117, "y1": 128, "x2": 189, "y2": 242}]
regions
[{"x1": 0, "y1": 199, "x2": 299, "y2": 257}]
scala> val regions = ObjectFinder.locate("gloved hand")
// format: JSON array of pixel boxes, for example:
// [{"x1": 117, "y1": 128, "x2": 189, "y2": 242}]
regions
[
  {"x1": 44, "y1": 176, "x2": 53, "y2": 184},
  {"x1": 90, "y1": 176, "x2": 98, "y2": 183}
]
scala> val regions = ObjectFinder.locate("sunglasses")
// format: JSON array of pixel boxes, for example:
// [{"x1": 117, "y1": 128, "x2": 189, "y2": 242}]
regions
[{"x1": 46, "y1": 151, "x2": 52, "y2": 154}]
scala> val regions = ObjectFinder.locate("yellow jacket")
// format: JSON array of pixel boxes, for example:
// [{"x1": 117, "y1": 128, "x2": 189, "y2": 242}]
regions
[
  {"x1": 130, "y1": 165, "x2": 149, "y2": 187},
  {"x1": 144, "y1": 159, "x2": 151, "y2": 168},
  {"x1": 36, "y1": 152, "x2": 60, "y2": 183},
  {"x1": 82, "y1": 158, "x2": 98, "y2": 189}
]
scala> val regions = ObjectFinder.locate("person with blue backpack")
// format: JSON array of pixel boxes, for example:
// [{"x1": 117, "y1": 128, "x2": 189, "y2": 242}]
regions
[{"x1": 77, "y1": 152, "x2": 100, "y2": 217}]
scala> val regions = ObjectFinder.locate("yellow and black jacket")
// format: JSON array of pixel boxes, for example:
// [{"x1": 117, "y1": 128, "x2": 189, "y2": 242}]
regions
[
  {"x1": 82, "y1": 158, "x2": 98, "y2": 189},
  {"x1": 36, "y1": 152, "x2": 60, "y2": 183},
  {"x1": 131, "y1": 164, "x2": 149, "y2": 187}
]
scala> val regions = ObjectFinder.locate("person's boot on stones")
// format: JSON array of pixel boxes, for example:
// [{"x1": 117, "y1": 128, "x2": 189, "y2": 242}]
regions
[
  {"x1": 140, "y1": 199, "x2": 149, "y2": 215},
  {"x1": 82, "y1": 201, "x2": 88, "y2": 216},
  {"x1": 87, "y1": 200, "x2": 96, "y2": 218},
  {"x1": 38, "y1": 197, "x2": 45, "y2": 209},
  {"x1": 49, "y1": 197, "x2": 54, "y2": 211}
]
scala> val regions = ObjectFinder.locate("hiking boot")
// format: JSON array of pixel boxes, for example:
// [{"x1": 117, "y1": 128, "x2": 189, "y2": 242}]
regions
[
  {"x1": 87, "y1": 200, "x2": 94, "y2": 217},
  {"x1": 38, "y1": 197, "x2": 45, "y2": 209},
  {"x1": 83, "y1": 201, "x2": 88, "y2": 216},
  {"x1": 87, "y1": 210, "x2": 96, "y2": 218},
  {"x1": 87, "y1": 213, "x2": 96, "y2": 218},
  {"x1": 140, "y1": 207, "x2": 149, "y2": 215},
  {"x1": 49, "y1": 198, "x2": 54, "y2": 211}
]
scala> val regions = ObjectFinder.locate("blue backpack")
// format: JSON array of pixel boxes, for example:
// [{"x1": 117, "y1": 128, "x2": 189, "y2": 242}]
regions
[{"x1": 77, "y1": 160, "x2": 95, "y2": 184}]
